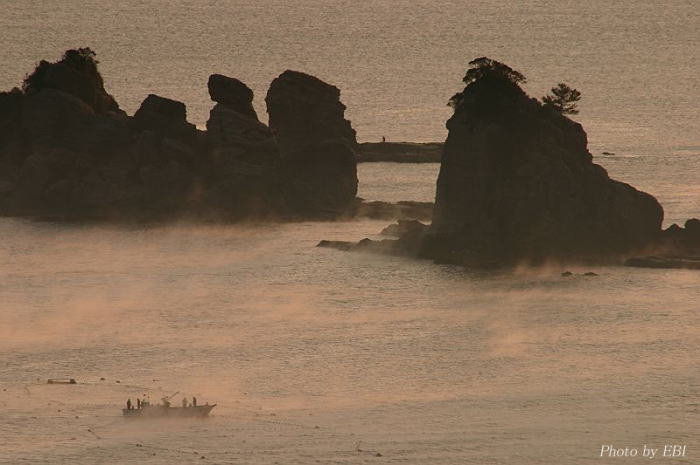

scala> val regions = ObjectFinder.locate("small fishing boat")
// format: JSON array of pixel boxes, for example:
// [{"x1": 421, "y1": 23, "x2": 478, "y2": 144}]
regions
[
  {"x1": 122, "y1": 403, "x2": 216, "y2": 418},
  {"x1": 47, "y1": 378, "x2": 76, "y2": 384},
  {"x1": 122, "y1": 392, "x2": 215, "y2": 418}
]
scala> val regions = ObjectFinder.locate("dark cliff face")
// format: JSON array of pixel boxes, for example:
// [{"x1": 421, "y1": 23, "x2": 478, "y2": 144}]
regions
[
  {"x1": 423, "y1": 76, "x2": 664, "y2": 265},
  {"x1": 22, "y1": 48, "x2": 121, "y2": 115},
  {"x1": 0, "y1": 50, "x2": 361, "y2": 221},
  {"x1": 205, "y1": 73, "x2": 281, "y2": 218},
  {"x1": 266, "y1": 70, "x2": 358, "y2": 217}
]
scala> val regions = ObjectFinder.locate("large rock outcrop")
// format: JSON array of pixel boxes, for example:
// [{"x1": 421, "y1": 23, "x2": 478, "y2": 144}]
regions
[
  {"x1": 421, "y1": 73, "x2": 664, "y2": 266},
  {"x1": 0, "y1": 50, "x2": 382, "y2": 222},
  {"x1": 204, "y1": 74, "x2": 280, "y2": 218},
  {"x1": 0, "y1": 49, "x2": 207, "y2": 218},
  {"x1": 266, "y1": 70, "x2": 358, "y2": 217},
  {"x1": 22, "y1": 48, "x2": 121, "y2": 114}
]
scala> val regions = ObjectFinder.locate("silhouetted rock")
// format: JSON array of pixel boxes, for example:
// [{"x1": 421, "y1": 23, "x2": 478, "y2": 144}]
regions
[
  {"x1": 22, "y1": 89, "x2": 95, "y2": 148},
  {"x1": 208, "y1": 74, "x2": 257, "y2": 119},
  {"x1": 657, "y1": 220, "x2": 700, "y2": 254},
  {"x1": 627, "y1": 218, "x2": 700, "y2": 267},
  {"x1": 22, "y1": 48, "x2": 121, "y2": 114},
  {"x1": 317, "y1": 240, "x2": 355, "y2": 251},
  {"x1": 0, "y1": 50, "x2": 209, "y2": 219},
  {"x1": 421, "y1": 70, "x2": 663, "y2": 266},
  {"x1": 205, "y1": 73, "x2": 280, "y2": 218},
  {"x1": 266, "y1": 70, "x2": 358, "y2": 217},
  {"x1": 133, "y1": 94, "x2": 197, "y2": 146},
  {"x1": 380, "y1": 219, "x2": 428, "y2": 237},
  {"x1": 317, "y1": 238, "x2": 402, "y2": 255},
  {"x1": 1, "y1": 50, "x2": 375, "y2": 222}
]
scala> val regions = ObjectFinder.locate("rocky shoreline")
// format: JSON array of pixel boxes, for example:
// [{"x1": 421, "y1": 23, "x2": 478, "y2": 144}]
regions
[
  {"x1": 320, "y1": 58, "x2": 700, "y2": 270},
  {"x1": 0, "y1": 48, "x2": 429, "y2": 223},
  {"x1": 1, "y1": 50, "x2": 698, "y2": 269}
]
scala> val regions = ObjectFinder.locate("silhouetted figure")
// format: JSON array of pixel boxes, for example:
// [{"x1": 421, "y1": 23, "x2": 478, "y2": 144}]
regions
[
  {"x1": 126, "y1": 398, "x2": 132, "y2": 410},
  {"x1": 182, "y1": 397, "x2": 188, "y2": 408},
  {"x1": 382, "y1": 136, "x2": 386, "y2": 143},
  {"x1": 192, "y1": 396, "x2": 197, "y2": 407},
  {"x1": 137, "y1": 398, "x2": 141, "y2": 409}
]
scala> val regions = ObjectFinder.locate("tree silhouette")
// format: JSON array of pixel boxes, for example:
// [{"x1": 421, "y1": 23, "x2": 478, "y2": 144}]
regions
[
  {"x1": 542, "y1": 83, "x2": 581, "y2": 115},
  {"x1": 462, "y1": 57, "x2": 526, "y2": 86},
  {"x1": 449, "y1": 57, "x2": 527, "y2": 108},
  {"x1": 22, "y1": 47, "x2": 100, "y2": 94}
]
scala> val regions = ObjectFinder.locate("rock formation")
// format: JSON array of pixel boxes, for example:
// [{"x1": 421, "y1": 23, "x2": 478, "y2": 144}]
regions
[
  {"x1": 0, "y1": 50, "x2": 208, "y2": 218},
  {"x1": 0, "y1": 49, "x2": 381, "y2": 222},
  {"x1": 318, "y1": 59, "x2": 699, "y2": 268},
  {"x1": 266, "y1": 70, "x2": 358, "y2": 217},
  {"x1": 22, "y1": 48, "x2": 121, "y2": 115},
  {"x1": 0, "y1": 49, "x2": 140, "y2": 217},
  {"x1": 625, "y1": 218, "x2": 700, "y2": 269},
  {"x1": 420, "y1": 66, "x2": 664, "y2": 266},
  {"x1": 204, "y1": 73, "x2": 280, "y2": 218}
]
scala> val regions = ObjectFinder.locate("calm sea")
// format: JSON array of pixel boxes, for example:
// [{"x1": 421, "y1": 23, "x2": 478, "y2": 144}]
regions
[{"x1": 1, "y1": 2, "x2": 698, "y2": 464}]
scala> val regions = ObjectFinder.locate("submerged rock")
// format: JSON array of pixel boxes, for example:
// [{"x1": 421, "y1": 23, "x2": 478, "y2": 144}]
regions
[
  {"x1": 624, "y1": 220, "x2": 700, "y2": 269},
  {"x1": 318, "y1": 219, "x2": 428, "y2": 258},
  {"x1": 421, "y1": 61, "x2": 663, "y2": 266},
  {"x1": 317, "y1": 237, "x2": 403, "y2": 255},
  {"x1": 651, "y1": 219, "x2": 700, "y2": 255},
  {"x1": 266, "y1": 70, "x2": 358, "y2": 217},
  {"x1": 380, "y1": 219, "x2": 429, "y2": 237}
]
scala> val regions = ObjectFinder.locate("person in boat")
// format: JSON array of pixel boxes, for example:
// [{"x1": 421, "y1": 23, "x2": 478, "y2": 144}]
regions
[
  {"x1": 192, "y1": 396, "x2": 197, "y2": 407},
  {"x1": 182, "y1": 397, "x2": 188, "y2": 408},
  {"x1": 126, "y1": 398, "x2": 132, "y2": 410}
]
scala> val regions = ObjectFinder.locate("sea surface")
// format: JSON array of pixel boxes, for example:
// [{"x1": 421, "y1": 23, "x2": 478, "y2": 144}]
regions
[{"x1": 1, "y1": 1, "x2": 699, "y2": 464}]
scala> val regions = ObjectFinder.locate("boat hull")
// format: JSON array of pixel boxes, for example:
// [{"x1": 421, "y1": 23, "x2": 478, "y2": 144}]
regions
[{"x1": 122, "y1": 404, "x2": 216, "y2": 418}]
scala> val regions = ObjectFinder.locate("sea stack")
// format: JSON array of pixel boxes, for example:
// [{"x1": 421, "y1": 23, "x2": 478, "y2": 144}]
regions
[
  {"x1": 0, "y1": 49, "x2": 370, "y2": 221},
  {"x1": 204, "y1": 73, "x2": 280, "y2": 217},
  {"x1": 421, "y1": 58, "x2": 664, "y2": 266},
  {"x1": 266, "y1": 70, "x2": 358, "y2": 217}
]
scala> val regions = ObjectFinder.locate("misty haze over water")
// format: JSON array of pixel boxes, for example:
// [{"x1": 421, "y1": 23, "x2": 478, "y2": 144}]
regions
[{"x1": 1, "y1": 1, "x2": 698, "y2": 464}]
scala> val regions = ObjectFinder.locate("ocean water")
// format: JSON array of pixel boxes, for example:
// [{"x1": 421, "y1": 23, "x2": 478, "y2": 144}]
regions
[
  {"x1": 1, "y1": 1, "x2": 699, "y2": 464},
  {"x1": 1, "y1": 163, "x2": 697, "y2": 465}
]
